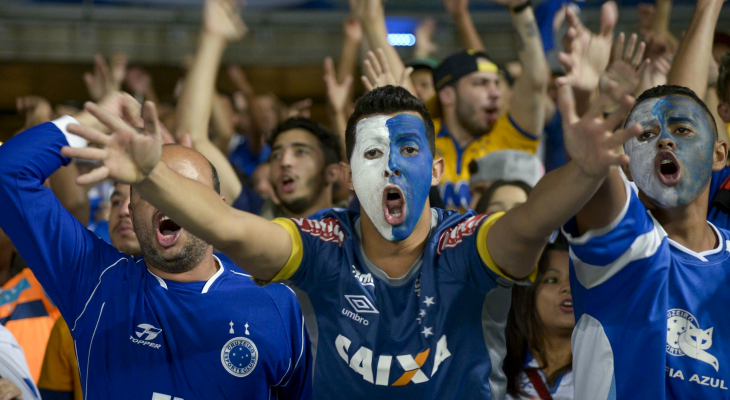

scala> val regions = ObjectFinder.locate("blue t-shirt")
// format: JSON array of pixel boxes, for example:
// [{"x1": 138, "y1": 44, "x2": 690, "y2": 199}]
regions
[
  {"x1": 270, "y1": 208, "x2": 536, "y2": 399},
  {"x1": 563, "y1": 178, "x2": 730, "y2": 400},
  {"x1": 229, "y1": 140, "x2": 270, "y2": 178},
  {"x1": 0, "y1": 120, "x2": 311, "y2": 400},
  {"x1": 707, "y1": 166, "x2": 730, "y2": 230}
]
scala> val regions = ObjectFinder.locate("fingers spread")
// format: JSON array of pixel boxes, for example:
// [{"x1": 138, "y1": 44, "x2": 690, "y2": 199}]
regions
[
  {"x1": 67, "y1": 123, "x2": 112, "y2": 147},
  {"x1": 142, "y1": 101, "x2": 161, "y2": 140},
  {"x1": 85, "y1": 101, "x2": 128, "y2": 134},
  {"x1": 609, "y1": 122, "x2": 643, "y2": 149},
  {"x1": 77, "y1": 165, "x2": 111, "y2": 186},
  {"x1": 61, "y1": 146, "x2": 107, "y2": 161},
  {"x1": 604, "y1": 94, "x2": 636, "y2": 131}
]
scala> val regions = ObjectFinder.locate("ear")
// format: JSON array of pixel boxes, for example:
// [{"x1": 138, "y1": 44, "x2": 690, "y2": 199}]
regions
[
  {"x1": 713, "y1": 140, "x2": 728, "y2": 172},
  {"x1": 718, "y1": 102, "x2": 730, "y2": 124},
  {"x1": 431, "y1": 157, "x2": 445, "y2": 186},
  {"x1": 339, "y1": 162, "x2": 354, "y2": 190},
  {"x1": 621, "y1": 164, "x2": 634, "y2": 182},
  {"x1": 325, "y1": 163, "x2": 340, "y2": 184},
  {"x1": 438, "y1": 87, "x2": 456, "y2": 107}
]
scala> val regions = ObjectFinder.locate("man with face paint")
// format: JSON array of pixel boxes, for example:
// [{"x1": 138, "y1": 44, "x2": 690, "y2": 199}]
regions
[
  {"x1": 0, "y1": 90, "x2": 312, "y2": 399},
  {"x1": 564, "y1": 85, "x2": 730, "y2": 400},
  {"x1": 58, "y1": 78, "x2": 640, "y2": 399}
]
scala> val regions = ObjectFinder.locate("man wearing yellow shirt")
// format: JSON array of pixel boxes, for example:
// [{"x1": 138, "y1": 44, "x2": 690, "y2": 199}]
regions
[{"x1": 430, "y1": 1, "x2": 548, "y2": 211}]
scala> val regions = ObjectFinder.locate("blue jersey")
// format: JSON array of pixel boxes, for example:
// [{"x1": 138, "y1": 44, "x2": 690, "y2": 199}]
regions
[
  {"x1": 270, "y1": 208, "x2": 537, "y2": 399},
  {"x1": 708, "y1": 166, "x2": 730, "y2": 230},
  {"x1": 563, "y1": 178, "x2": 730, "y2": 400},
  {"x1": 0, "y1": 120, "x2": 311, "y2": 400}
]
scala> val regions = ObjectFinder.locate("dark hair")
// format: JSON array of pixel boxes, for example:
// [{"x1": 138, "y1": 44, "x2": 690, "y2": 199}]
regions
[
  {"x1": 269, "y1": 117, "x2": 342, "y2": 166},
  {"x1": 474, "y1": 180, "x2": 532, "y2": 214},
  {"x1": 503, "y1": 234, "x2": 571, "y2": 397},
  {"x1": 345, "y1": 85, "x2": 436, "y2": 162},
  {"x1": 718, "y1": 54, "x2": 730, "y2": 104},
  {"x1": 629, "y1": 85, "x2": 718, "y2": 139}
]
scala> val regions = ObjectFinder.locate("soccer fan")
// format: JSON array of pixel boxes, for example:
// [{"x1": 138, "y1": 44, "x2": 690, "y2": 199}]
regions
[
  {"x1": 503, "y1": 234, "x2": 573, "y2": 400},
  {"x1": 433, "y1": 0, "x2": 549, "y2": 211},
  {"x1": 0, "y1": 324, "x2": 39, "y2": 400},
  {"x1": 467, "y1": 149, "x2": 543, "y2": 210},
  {"x1": 0, "y1": 91, "x2": 311, "y2": 398},
  {"x1": 61, "y1": 77, "x2": 640, "y2": 399},
  {"x1": 474, "y1": 180, "x2": 532, "y2": 215},
  {"x1": 38, "y1": 182, "x2": 141, "y2": 400}
]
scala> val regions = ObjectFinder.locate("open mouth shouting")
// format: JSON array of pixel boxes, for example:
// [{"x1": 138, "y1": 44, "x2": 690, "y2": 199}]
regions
[
  {"x1": 382, "y1": 185, "x2": 406, "y2": 225},
  {"x1": 279, "y1": 174, "x2": 296, "y2": 194},
  {"x1": 559, "y1": 298, "x2": 574, "y2": 313},
  {"x1": 154, "y1": 212, "x2": 182, "y2": 248},
  {"x1": 655, "y1": 151, "x2": 681, "y2": 186}
]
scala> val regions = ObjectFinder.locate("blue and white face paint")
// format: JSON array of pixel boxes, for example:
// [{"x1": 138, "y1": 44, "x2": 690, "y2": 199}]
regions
[
  {"x1": 624, "y1": 95, "x2": 716, "y2": 208},
  {"x1": 351, "y1": 113, "x2": 433, "y2": 241}
]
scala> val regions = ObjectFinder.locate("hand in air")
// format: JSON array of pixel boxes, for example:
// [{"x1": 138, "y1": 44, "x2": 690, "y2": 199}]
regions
[
  {"x1": 361, "y1": 49, "x2": 414, "y2": 92},
  {"x1": 558, "y1": 1, "x2": 617, "y2": 95},
  {"x1": 84, "y1": 54, "x2": 127, "y2": 101},
  {"x1": 556, "y1": 78, "x2": 642, "y2": 178},
  {"x1": 323, "y1": 57, "x2": 353, "y2": 114},
  {"x1": 61, "y1": 100, "x2": 162, "y2": 186},
  {"x1": 204, "y1": 0, "x2": 247, "y2": 41},
  {"x1": 599, "y1": 33, "x2": 650, "y2": 103}
]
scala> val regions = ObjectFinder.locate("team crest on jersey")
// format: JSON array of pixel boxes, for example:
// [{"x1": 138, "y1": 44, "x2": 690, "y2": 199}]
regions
[
  {"x1": 666, "y1": 309, "x2": 719, "y2": 371},
  {"x1": 437, "y1": 215, "x2": 488, "y2": 254},
  {"x1": 293, "y1": 217, "x2": 346, "y2": 246},
  {"x1": 221, "y1": 337, "x2": 259, "y2": 377}
]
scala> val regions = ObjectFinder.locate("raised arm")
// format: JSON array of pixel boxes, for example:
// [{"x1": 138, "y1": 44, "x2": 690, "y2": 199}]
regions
[
  {"x1": 444, "y1": 0, "x2": 486, "y2": 51},
  {"x1": 175, "y1": 0, "x2": 246, "y2": 205},
  {"x1": 666, "y1": 0, "x2": 724, "y2": 98},
  {"x1": 63, "y1": 101, "x2": 292, "y2": 281},
  {"x1": 495, "y1": 0, "x2": 549, "y2": 135},
  {"x1": 488, "y1": 82, "x2": 641, "y2": 278}
]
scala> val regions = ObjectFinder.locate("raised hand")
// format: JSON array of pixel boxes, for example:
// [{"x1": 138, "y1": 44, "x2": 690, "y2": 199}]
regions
[
  {"x1": 343, "y1": 15, "x2": 363, "y2": 42},
  {"x1": 204, "y1": 0, "x2": 247, "y2": 40},
  {"x1": 558, "y1": 2, "x2": 617, "y2": 95},
  {"x1": 414, "y1": 18, "x2": 438, "y2": 57},
  {"x1": 556, "y1": 79, "x2": 642, "y2": 178},
  {"x1": 443, "y1": 0, "x2": 469, "y2": 17},
  {"x1": 323, "y1": 57, "x2": 353, "y2": 113},
  {"x1": 361, "y1": 49, "x2": 414, "y2": 92},
  {"x1": 227, "y1": 65, "x2": 254, "y2": 95},
  {"x1": 599, "y1": 33, "x2": 650, "y2": 103},
  {"x1": 351, "y1": 0, "x2": 384, "y2": 24},
  {"x1": 16, "y1": 95, "x2": 53, "y2": 129},
  {"x1": 84, "y1": 54, "x2": 126, "y2": 101},
  {"x1": 286, "y1": 99, "x2": 313, "y2": 119},
  {"x1": 124, "y1": 67, "x2": 153, "y2": 95},
  {"x1": 61, "y1": 100, "x2": 162, "y2": 186}
]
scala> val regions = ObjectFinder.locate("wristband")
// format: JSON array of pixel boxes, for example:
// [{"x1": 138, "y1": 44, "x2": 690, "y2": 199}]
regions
[{"x1": 511, "y1": 0, "x2": 532, "y2": 13}]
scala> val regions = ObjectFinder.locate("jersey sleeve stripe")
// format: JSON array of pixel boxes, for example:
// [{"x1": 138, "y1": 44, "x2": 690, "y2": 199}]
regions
[
  {"x1": 569, "y1": 226, "x2": 664, "y2": 289},
  {"x1": 562, "y1": 178, "x2": 632, "y2": 246},
  {"x1": 476, "y1": 213, "x2": 538, "y2": 283},
  {"x1": 572, "y1": 314, "x2": 617, "y2": 400},
  {"x1": 271, "y1": 219, "x2": 304, "y2": 282}
]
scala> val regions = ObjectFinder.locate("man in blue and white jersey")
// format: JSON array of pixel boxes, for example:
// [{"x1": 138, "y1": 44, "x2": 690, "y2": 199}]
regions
[
  {"x1": 564, "y1": 84, "x2": 730, "y2": 400},
  {"x1": 61, "y1": 82, "x2": 640, "y2": 399},
  {"x1": 0, "y1": 93, "x2": 311, "y2": 399}
]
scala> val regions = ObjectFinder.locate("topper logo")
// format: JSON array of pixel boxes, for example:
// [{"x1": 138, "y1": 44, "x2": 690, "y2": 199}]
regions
[
  {"x1": 293, "y1": 218, "x2": 346, "y2": 246},
  {"x1": 437, "y1": 215, "x2": 488, "y2": 254}
]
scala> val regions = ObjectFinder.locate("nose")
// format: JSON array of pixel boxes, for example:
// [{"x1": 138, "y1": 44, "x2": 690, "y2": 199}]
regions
[
  {"x1": 560, "y1": 282, "x2": 571, "y2": 295},
  {"x1": 383, "y1": 168, "x2": 401, "y2": 178},
  {"x1": 657, "y1": 138, "x2": 676, "y2": 150},
  {"x1": 120, "y1": 199, "x2": 131, "y2": 217},
  {"x1": 280, "y1": 149, "x2": 294, "y2": 167}
]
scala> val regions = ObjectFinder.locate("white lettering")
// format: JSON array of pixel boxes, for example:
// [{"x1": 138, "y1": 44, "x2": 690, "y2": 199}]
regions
[
  {"x1": 432, "y1": 335, "x2": 451, "y2": 377},
  {"x1": 349, "y1": 347, "x2": 374, "y2": 383},
  {"x1": 131, "y1": 336, "x2": 162, "y2": 349},
  {"x1": 375, "y1": 355, "x2": 392, "y2": 386},
  {"x1": 335, "y1": 334, "x2": 351, "y2": 363},
  {"x1": 342, "y1": 308, "x2": 370, "y2": 325},
  {"x1": 690, "y1": 374, "x2": 701, "y2": 384}
]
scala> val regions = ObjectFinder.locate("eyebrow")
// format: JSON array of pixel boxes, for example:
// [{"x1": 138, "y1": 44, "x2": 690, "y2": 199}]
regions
[
  {"x1": 271, "y1": 142, "x2": 317, "y2": 152},
  {"x1": 111, "y1": 191, "x2": 124, "y2": 199},
  {"x1": 665, "y1": 116, "x2": 698, "y2": 125}
]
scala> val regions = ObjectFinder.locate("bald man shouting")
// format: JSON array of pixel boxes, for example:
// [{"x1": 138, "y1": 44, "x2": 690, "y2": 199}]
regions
[{"x1": 0, "y1": 93, "x2": 311, "y2": 400}]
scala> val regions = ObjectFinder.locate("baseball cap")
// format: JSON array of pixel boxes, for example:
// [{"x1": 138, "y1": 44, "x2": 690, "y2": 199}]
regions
[
  {"x1": 468, "y1": 150, "x2": 544, "y2": 187},
  {"x1": 405, "y1": 57, "x2": 440, "y2": 71}
]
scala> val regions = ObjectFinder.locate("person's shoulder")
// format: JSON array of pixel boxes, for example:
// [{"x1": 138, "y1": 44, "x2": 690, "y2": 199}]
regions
[
  {"x1": 431, "y1": 208, "x2": 492, "y2": 252},
  {"x1": 288, "y1": 209, "x2": 357, "y2": 244}
]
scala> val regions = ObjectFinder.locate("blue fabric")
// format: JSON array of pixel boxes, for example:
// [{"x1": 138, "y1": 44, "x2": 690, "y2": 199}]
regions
[
  {"x1": 231, "y1": 184, "x2": 264, "y2": 215},
  {"x1": 568, "y1": 189, "x2": 730, "y2": 399},
  {"x1": 285, "y1": 208, "x2": 510, "y2": 399},
  {"x1": 229, "y1": 141, "x2": 270, "y2": 178},
  {"x1": 0, "y1": 123, "x2": 311, "y2": 400},
  {"x1": 707, "y1": 166, "x2": 730, "y2": 230},
  {"x1": 543, "y1": 112, "x2": 568, "y2": 172},
  {"x1": 88, "y1": 220, "x2": 111, "y2": 244}
]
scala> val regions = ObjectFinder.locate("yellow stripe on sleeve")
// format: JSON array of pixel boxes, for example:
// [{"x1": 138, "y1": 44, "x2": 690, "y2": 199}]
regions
[
  {"x1": 476, "y1": 212, "x2": 538, "y2": 283},
  {"x1": 271, "y1": 218, "x2": 304, "y2": 281}
]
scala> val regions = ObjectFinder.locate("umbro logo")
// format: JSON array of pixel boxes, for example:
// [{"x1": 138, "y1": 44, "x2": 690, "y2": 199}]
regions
[
  {"x1": 131, "y1": 323, "x2": 162, "y2": 349},
  {"x1": 345, "y1": 295, "x2": 379, "y2": 314}
]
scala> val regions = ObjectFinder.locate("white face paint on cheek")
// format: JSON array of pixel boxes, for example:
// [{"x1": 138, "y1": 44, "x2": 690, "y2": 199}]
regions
[
  {"x1": 351, "y1": 116, "x2": 394, "y2": 240},
  {"x1": 625, "y1": 99, "x2": 679, "y2": 207}
]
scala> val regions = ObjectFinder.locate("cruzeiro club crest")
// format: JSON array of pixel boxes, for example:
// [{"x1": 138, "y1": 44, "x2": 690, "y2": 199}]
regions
[
  {"x1": 666, "y1": 309, "x2": 719, "y2": 372},
  {"x1": 221, "y1": 337, "x2": 259, "y2": 377}
]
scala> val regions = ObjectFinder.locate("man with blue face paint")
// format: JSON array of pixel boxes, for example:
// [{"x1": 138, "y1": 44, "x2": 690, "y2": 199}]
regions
[
  {"x1": 56, "y1": 82, "x2": 641, "y2": 399},
  {"x1": 564, "y1": 85, "x2": 730, "y2": 400}
]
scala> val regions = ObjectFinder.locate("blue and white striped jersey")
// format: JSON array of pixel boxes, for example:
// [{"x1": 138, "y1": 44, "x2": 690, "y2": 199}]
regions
[
  {"x1": 0, "y1": 120, "x2": 311, "y2": 400},
  {"x1": 563, "y1": 178, "x2": 730, "y2": 400}
]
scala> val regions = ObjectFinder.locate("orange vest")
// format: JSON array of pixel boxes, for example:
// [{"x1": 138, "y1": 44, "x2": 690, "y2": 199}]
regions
[{"x1": 1, "y1": 268, "x2": 60, "y2": 382}]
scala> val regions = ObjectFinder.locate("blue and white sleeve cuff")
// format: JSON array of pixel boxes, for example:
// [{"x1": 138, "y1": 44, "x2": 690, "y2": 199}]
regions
[{"x1": 51, "y1": 115, "x2": 87, "y2": 149}]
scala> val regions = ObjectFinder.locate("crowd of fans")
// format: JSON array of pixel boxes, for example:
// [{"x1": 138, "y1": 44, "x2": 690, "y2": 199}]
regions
[{"x1": 0, "y1": 0, "x2": 728, "y2": 398}]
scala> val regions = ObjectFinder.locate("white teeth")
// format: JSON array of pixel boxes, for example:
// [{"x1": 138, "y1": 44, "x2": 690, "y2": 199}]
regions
[
  {"x1": 562, "y1": 301, "x2": 573, "y2": 307},
  {"x1": 661, "y1": 160, "x2": 672, "y2": 165},
  {"x1": 160, "y1": 216, "x2": 169, "y2": 222},
  {"x1": 388, "y1": 189, "x2": 398, "y2": 194},
  {"x1": 391, "y1": 211, "x2": 402, "y2": 217}
]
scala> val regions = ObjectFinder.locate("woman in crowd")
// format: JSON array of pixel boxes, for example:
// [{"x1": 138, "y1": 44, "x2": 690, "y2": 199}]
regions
[
  {"x1": 475, "y1": 180, "x2": 532, "y2": 214},
  {"x1": 503, "y1": 234, "x2": 574, "y2": 400}
]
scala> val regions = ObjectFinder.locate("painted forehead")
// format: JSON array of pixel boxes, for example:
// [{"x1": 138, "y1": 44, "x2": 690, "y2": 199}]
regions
[
  {"x1": 627, "y1": 95, "x2": 714, "y2": 134},
  {"x1": 355, "y1": 114, "x2": 428, "y2": 142}
]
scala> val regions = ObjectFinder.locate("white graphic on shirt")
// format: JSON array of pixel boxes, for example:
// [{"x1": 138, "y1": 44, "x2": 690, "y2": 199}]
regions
[
  {"x1": 423, "y1": 296, "x2": 435, "y2": 307},
  {"x1": 229, "y1": 321, "x2": 234, "y2": 334},
  {"x1": 352, "y1": 265, "x2": 375, "y2": 287},
  {"x1": 667, "y1": 309, "x2": 719, "y2": 372}
]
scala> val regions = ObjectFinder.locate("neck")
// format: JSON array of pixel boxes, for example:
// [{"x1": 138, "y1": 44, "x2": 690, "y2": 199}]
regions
[
  {"x1": 360, "y1": 203, "x2": 432, "y2": 278},
  {"x1": 535, "y1": 329, "x2": 572, "y2": 381},
  {"x1": 147, "y1": 247, "x2": 220, "y2": 283},
  {"x1": 645, "y1": 190, "x2": 716, "y2": 252},
  {"x1": 283, "y1": 187, "x2": 333, "y2": 219},
  {"x1": 443, "y1": 112, "x2": 474, "y2": 148}
]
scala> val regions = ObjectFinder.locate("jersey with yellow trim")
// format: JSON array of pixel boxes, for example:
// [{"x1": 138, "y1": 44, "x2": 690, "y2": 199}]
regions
[
  {"x1": 435, "y1": 113, "x2": 540, "y2": 211},
  {"x1": 38, "y1": 317, "x2": 82, "y2": 400},
  {"x1": 272, "y1": 208, "x2": 536, "y2": 399}
]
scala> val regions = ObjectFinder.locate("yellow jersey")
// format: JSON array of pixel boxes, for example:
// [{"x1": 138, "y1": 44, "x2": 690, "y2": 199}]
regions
[
  {"x1": 38, "y1": 317, "x2": 82, "y2": 400},
  {"x1": 435, "y1": 114, "x2": 540, "y2": 211}
]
